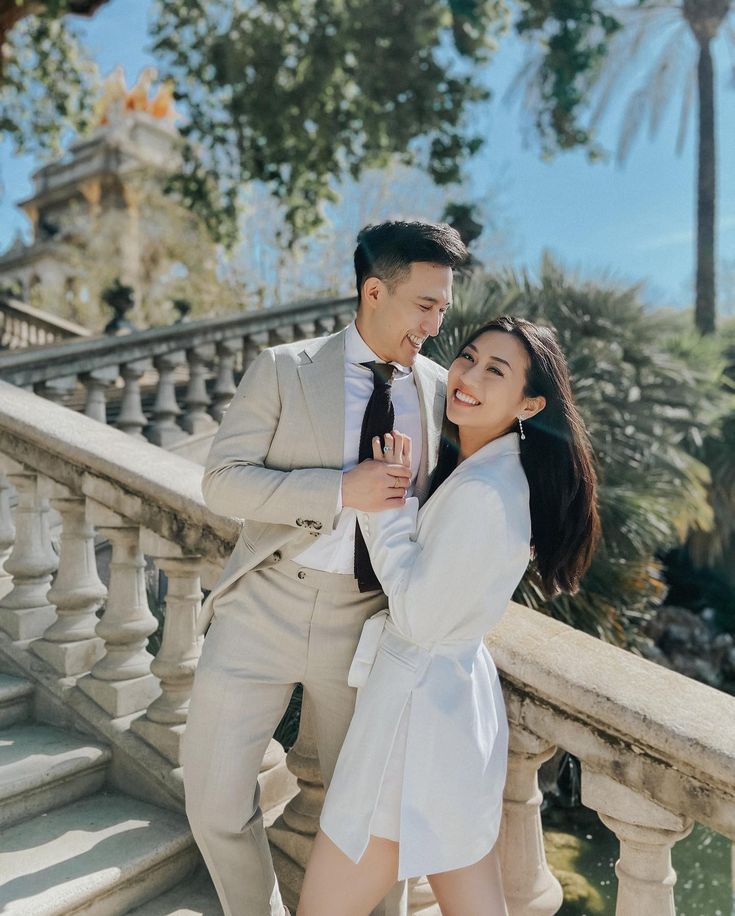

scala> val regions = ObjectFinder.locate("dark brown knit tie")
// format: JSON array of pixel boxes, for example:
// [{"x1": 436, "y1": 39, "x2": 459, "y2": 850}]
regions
[{"x1": 354, "y1": 361, "x2": 396, "y2": 592}]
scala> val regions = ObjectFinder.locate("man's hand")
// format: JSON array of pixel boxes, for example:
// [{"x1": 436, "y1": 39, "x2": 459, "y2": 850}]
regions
[{"x1": 342, "y1": 459, "x2": 411, "y2": 512}]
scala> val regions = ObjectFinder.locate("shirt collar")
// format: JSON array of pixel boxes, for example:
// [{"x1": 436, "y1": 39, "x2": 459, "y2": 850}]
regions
[{"x1": 345, "y1": 321, "x2": 412, "y2": 377}]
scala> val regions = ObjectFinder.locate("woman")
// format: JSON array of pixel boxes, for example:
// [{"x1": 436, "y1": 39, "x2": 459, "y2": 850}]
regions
[{"x1": 297, "y1": 316, "x2": 600, "y2": 916}]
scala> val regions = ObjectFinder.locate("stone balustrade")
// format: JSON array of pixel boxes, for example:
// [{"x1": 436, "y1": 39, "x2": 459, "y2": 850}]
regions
[
  {"x1": 0, "y1": 379, "x2": 733, "y2": 915},
  {"x1": 0, "y1": 296, "x2": 354, "y2": 463},
  {"x1": 0, "y1": 297, "x2": 92, "y2": 350}
]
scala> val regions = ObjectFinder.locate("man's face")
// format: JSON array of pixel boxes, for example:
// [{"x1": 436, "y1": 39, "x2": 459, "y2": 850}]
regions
[{"x1": 358, "y1": 261, "x2": 453, "y2": 366}]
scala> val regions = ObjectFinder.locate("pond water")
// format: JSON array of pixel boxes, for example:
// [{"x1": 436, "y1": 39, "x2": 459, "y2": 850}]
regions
[{"x1": 543, "y1": 804, "x2": 733, "y2": 916}]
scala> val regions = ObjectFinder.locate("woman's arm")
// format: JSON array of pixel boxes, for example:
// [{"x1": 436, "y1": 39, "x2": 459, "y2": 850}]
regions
[{"x1": 359, "y1": 434, "x2": 509, "y2": 645}]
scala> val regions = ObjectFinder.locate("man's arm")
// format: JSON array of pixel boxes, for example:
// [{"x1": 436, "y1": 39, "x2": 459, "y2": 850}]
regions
[
  {"x1": 201, "y1": 347, "x2": 412, "y2": 529},
  {"x1": 202, "y1": 347, "x2": 343, "y2": 530}
]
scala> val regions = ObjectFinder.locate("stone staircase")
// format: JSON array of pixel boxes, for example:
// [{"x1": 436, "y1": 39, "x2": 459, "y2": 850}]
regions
[{"x1": 0, "y1": 673, "x2": 224, "y2": 916}]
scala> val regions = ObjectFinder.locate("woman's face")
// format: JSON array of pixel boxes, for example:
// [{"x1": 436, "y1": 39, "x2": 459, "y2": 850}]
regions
[{"x1": 446, "y1": 330, "x2": 542, "y2": 444}]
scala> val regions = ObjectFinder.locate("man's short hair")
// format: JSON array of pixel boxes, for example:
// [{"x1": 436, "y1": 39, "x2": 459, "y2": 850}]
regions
[{"x1": 354, "y1": 220, "x2": 468, "y2": 303}]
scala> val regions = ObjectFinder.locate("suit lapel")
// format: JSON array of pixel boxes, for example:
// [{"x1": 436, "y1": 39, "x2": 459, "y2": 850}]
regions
[
  {"x1": 413, "y1": 360, "x2": 446, "y2": 503},
  {"x1": 297, "y1": 329, "x2": 346, "y2": 468}
]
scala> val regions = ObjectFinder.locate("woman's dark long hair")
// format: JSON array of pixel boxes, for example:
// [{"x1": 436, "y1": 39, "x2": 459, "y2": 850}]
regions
[{"x1": 430, "y1": 316, "x2": 600, "y2": 597}]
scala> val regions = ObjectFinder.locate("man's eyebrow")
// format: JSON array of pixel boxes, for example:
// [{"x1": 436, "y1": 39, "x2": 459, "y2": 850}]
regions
[{"x1": 466, "y1": 343, "x2": 512, "y2": 370}]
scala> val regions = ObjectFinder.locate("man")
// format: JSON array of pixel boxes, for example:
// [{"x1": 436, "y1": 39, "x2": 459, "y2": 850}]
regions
[{"x1": 182, "y1": 220, "x2": 467, "y2": 916}]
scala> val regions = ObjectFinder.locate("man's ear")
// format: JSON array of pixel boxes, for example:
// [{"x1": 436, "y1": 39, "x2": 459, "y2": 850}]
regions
[{"x1": 361, "y1": 276, "x2": 383, "y2": 309}]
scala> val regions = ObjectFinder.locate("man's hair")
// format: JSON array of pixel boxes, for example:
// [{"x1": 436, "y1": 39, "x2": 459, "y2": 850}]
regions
[{"x1": 354, "y1": 220, "x2": 468, "y2": 303}]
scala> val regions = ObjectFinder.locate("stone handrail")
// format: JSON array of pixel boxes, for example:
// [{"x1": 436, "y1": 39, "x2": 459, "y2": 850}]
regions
[
  {"x1": 0, "y1": 295, "x2": 356, "y2": 465},
  {"x1": 1, "y1": 380, "x2": 733, "y2": 915},
  {"x1": 0, "y1": 296, "x2": 92, "y2": 350},
  {"x1": 0, "y1": 296, "x2": 355, "y2": 386}
]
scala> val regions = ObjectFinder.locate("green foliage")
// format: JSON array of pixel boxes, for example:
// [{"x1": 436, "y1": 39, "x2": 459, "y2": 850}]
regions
[
  {"x1": 512, "y1": 0, "x2": 621, "y2": 155},
  {"x1": 150, "y1": 0, "x2": 508, "y2": 246},
  {"x1": 0, "y1": 11, "x2": 99, "y2": 162},
  {"x1": 424, "y1": 259, "x2": 733, "y2": 643}
]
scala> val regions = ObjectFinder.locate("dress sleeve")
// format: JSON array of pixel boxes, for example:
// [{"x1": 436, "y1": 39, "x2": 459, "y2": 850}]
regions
[{"x1": 357, "y1": 478, "x2": 509, "y2": 646}]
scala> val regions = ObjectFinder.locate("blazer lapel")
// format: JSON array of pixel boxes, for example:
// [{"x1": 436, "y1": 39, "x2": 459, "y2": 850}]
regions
[
  {"x1": 297, "y1": 329, "x2": 346, "y2": 468},
  {"x1": 413, "y1": 360, "x2": 446, "y2": 503}
]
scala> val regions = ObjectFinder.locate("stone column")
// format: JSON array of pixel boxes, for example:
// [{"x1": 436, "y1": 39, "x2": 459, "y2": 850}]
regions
[
  {"x1": 0, "y1": 470, "x2": 15, "y2": 601},
  {"x1": 34, "y1": 376, "x2": 77, "y2": 406},
  {"x1": 148, "y1": 351, "x2": 187, "y2": 447},
  {"x1": 293, "y1": 320, "x2": 317, "y2": 340},
  {"x1": 117, "y1": 358, "x2": 152, "y2": 439},
  {"x1": 268, "y1": 696, "x2": 323, "y2": 913},
  {"x1": 132, "y1": 555, "x2": 203, "y2": 764},
  {"x1": 32, "y1": 494, "x2": 106, "y2": 675},
  {"x1": 78, "y1": 522, "x2": 159, "y2": 717},
  {"x1": 582, "y1": 769, "x2": 693, "y2": 916},
  {"x1": 314, "y1": 315, "x2": 336, "y2": 336},
  {"x1": 498, "y1": 724, "x2": 563, "y2": 916},
  {"x1": 333, "y1": 309, "x2": 355, "y2": 331},
  {"x1": 210, "y1": 339, "x2": 240, "y2": 422},
  {"x1": 181, "y1": 344, "x2": 218, "y2": 435},
  {"x1": 242, "y1": 331, "x2": 270, "y2": 373},
  {"x1": 82, "y1": 366, "x2": 119, "y2": 424},
  {"x1": 0, "y1": 470, "x2": 58, "y2": 641}
]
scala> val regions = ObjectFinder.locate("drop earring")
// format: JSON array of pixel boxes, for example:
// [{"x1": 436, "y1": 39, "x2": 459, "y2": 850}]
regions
[{"x1": 517, "y1": 415, "x2": 526, "y2": 440}]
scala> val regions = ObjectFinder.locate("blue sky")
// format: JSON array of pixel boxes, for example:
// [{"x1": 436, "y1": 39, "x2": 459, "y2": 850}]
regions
[{"x1": 2, "y1": 0, "x2": 734, "y2": 310}]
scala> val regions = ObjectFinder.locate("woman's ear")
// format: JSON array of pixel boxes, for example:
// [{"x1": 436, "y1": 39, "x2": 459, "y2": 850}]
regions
[{"x1": 523, "y1": 396, "x2": 546, "y2": 419}]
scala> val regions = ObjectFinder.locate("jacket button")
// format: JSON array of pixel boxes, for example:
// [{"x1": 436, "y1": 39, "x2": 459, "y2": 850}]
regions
[
  {"x1": 272, "y1": 551, "x2": 281, "y2": 562},
  {"x1": 297, "y1": 570, "x2": 306, "y2": 580}
]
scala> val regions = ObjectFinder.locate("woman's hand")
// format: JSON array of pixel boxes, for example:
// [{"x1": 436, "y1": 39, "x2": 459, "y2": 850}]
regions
[{"x1": 373, "y1": 430, "x2": 412, "y2": 470}]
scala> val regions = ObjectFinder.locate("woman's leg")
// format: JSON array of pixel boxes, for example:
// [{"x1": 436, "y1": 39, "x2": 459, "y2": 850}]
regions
[
  {"x1": 297, "y1": 830, "x2": 399, "y2": 916},
  {"x1": 427, "y1": 844, "x2": 509, "y2": 916}
]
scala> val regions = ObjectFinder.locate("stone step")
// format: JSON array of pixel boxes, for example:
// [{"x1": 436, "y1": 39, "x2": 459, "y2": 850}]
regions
[
  {"x1": 125, "y1": 864, "x2": 223, "y2": 916},
  {"x1": 0, "y1": 674, "x2": 33, "y2": 729},
  {"x1": 0, "y1": 791, "x2": 199, "y2": 916},
  {"x1": 0, "y1": 724, "x2": 110, "y2": 829}
]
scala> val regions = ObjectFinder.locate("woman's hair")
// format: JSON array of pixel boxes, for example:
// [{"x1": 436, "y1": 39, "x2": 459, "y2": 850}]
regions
[{"x1": 430, "y1": 315, "x2": 600, "y2": 596}]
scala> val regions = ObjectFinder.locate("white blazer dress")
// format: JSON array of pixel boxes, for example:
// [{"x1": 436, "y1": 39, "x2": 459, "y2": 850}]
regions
[{"x1": 320, "y1": 431, "x2": 531, "y2": 880}]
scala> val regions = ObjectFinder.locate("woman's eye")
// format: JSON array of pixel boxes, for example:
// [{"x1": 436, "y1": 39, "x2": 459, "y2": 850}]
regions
[
  {"x1": 460, "y1": 352, "x2": 473, "y2": 361},
  {"x1": 489, "y1": 366, "x2": 503, "y2": 376}
]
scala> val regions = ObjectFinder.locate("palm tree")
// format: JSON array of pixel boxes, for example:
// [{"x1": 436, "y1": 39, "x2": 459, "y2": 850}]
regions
[
  {"x1": 425, "y1": 260, "x2": 732, "y2": 643},
  {"x1": 512, "y1": 1, "x2": 734, "y2": 335}
]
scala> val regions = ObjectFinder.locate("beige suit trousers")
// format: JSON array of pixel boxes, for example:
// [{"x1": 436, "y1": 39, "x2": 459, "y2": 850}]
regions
[{"x1": 182, "y1": 559, "x2": 399, "y2": 916}]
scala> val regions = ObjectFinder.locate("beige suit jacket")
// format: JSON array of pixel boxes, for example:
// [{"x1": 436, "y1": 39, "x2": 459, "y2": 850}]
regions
[{"x1": 198, "y1": 327, "x2": 447, "y2": 633}]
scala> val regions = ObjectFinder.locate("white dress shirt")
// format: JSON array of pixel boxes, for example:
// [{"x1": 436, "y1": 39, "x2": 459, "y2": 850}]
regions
[{"x1": 292, "y1": 321, "x2": 423, "y2": 573}]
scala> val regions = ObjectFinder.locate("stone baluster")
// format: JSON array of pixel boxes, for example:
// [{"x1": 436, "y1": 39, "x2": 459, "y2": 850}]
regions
[
  {"x1": 293, "y1": 320, "x2": 317, "y2": 340},
  {"x1": 0, "y1": 470, "x2": 15, "y2": 600},
  {"x1": 181, "y1": 344, "x2": 218, "y2": 435},
  {"x1": 268, "y1": 325, "x2": 292, "y2": 347},
  {"x1": 82, "y1": 366, "x2": 119, "y2": 424},
  {"x1": 268, "y1": 695, "x2": 323, "y2": 913},
  {"x1": 581, "y1": 769, "x2": 693, "y2": 916},
  {"x1": 78, "y1": 516, "x2": 159, "y2": 717},
  {"x1": 314, "y1": 315, "x2": 336, "y2": 336},
  {"x1": 242, "y1": 331, "x2": 270, "y2": 373},
  {"x1": 117, "y1": 358, "x2": 152, "y2": 439},
  {"x1": 0, "y1": 469, "x2": 58, "y2": 641},
  {"x1": 132, "y1": 554, "x2": 203, "y2": 764},
  {"x1": 210, "y1": 339, "x2": 240, "y2": 422},
  {"x1": 333, "y1": 310, "x2": 354, "y2": 331},
  {"x1": 498, "y1": 724, "x2": 563, "y2": 915},
  {"x1": 34, "y1": 375, "x2": 77, "y2": 406},
  {"x1": 147, "y1": 351, "x2": 187, "y2": 447},
  {"x1": 32, "y1": 491, "x2": 106, "y2": 675}
]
